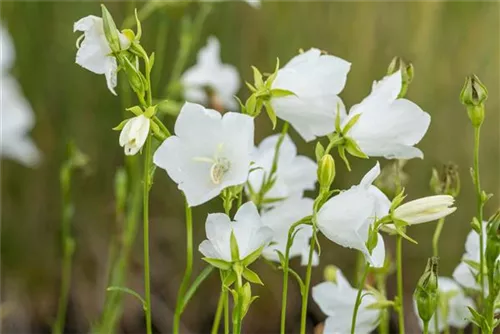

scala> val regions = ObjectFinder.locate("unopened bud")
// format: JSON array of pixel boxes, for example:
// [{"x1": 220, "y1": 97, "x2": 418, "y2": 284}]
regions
[
  {"x1": 387, "y1": 57, "x2": 414, "y2": 98},
  {"x1": 460, "y1": 74, "x2": 487, "y2": 127},
  {"x1": 323, "y1": 265, "x2": 338, "y2": 284},
  {"x1": 429, "y1": 163, "x2": 460, "y2": 197},
  {"x1": 101, "y1": 5, "x2": 121, "y2": 53},
  {"x1": 414, "y1": 257, "x2": 439, "y2": 323},
  {"x1": 317, "y1": 154, "x2": 335, "y2": 191}
]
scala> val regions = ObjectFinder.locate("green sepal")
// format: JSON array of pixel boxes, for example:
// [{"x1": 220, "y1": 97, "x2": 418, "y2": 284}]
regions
[
  {"x1": 467, "y1": 306, "x2": 489, "y2": 331},
  {"x1": 101, "y1": 5, "x2": 121, "y2": 53},
  {"x1": 342, "y1": 113, "x2": 361, "y2": 134},
  {"x1": 315, "y1": 142, "x2": 325, "y2": 162},
  {"x1": 390, "y1": 189, "x2": 407, "y2": 213},
  {"x1": 245, "y1": 82, "x2": 257, "y2": 93},
  {"x1": 345, "y1": 138, "x2": 368, "y2": 159},
  {"x1": 143, "y1": 105, "x2": 157, "y2": 118},
  {"x1": 223, "y1": 270, "x2": 237, "y2": 287},
  {"x1": 230, "y1": 231, "x2": 240, "y2": 262},
  {"x1": 334, "y1": 105, "x2": 342, "y2": 134},
  {"x1": 242, "y1": 245, "x2": 264, "y2": 267},
  {"x1": 337, "y1": 146, "x2": 351, "y2": 171},
  {"x1": 202, "y1": 257, "x2": 231, "y2": 270},
  {"x1": 245, "y1": 94, "x2": 257, "y2": 116},
  {"x1": 242, "y1": 268, "x2": 263, "y2": 285},
  {"x1": 252, "y1": 66, "x2": 264, "y2": 88},
  {"x1": 234, "y1": 95, "x2": 246, "y2": 114},
  {"x1": 271, "y1": 88, "x2": 295, "y2": 98},
  {"x1": 112, "y1": 118, "x2": 131, "y2": 131},
  {"x1": 264, "y1": 100, "x2": 277, "y2": 129},
  {"x1": 127, "y1": 105, "x2": 143, "y2": 116},
  {"x1": 265, "y1": 58, "x2": 280, "y2": 88}
]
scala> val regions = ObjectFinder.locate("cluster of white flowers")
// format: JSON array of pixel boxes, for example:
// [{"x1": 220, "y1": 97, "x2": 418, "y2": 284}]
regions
[{"x1": 1, "y1": 23, "x2": 40, "y2": 167}]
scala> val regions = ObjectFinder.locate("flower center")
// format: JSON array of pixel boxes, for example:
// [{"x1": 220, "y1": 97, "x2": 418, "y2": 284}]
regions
[{"x1": 210, "y1": 157, "x2": 231, "y2": 184}]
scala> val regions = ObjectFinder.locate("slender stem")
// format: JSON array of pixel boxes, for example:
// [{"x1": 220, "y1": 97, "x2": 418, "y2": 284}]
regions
[
  {"x1": 143, "y1": 135, "x2": 153, "y2": 334},
  {"x1": 351, "y1": 262, "x2": 370, "y2": 334},
  {"x1": 173, "y1": 200, "x2": 193, "y2": 334},
  {"x1": 396, "y1": 235, "x2": 405, "y2": 334},
  {"x1": 211, "y1": 289, "x2": 225, "y2": 334},
  {"x1": 300, "y1": 218, "x2": 317, "y2": 334},
  {"x1": 181, "y1": 266, "x2": 214, "y2": 313},
  {"x1": 224, "y1": 290, "x2": 229, "y2": 334},
  {"x1": 232, "y1": 273, "x2": 243, "y2": 334},
  {"x1": 423, "y1": 321, "x2": 429, "y2": 334},
  {"x1": 473, "y1": 126, "x2": 485, "y2": 304},
  {"x1": 376, "y1": 272, "x2": 389, "y2": 334},
  {"x1": 432, "y1": 218, "x2": 445, "y2": 257}
]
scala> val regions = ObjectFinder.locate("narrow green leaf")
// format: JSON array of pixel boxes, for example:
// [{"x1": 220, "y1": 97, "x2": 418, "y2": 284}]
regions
[
  {"x1": 345, "y1": 138, "x2": 368, "y2": 159},
  {"x1": 107, "y1": 286, "x2": 146, "y2": 310},
  {"x1": 288, "y1": 268, "x2": 305, "y2": 295},
  {"x1": 338, "y1": 146, "x2": 351, "y2": 171},
  {"x1": 252, "y1": 66, "x2": 264, "y2": 88},
  {"x1": 242, "y1": 268, "x2": 263, "y2": 285},
  {"x1": 342, "y1": 113, "x2": 361, "y2": 134},
  {"x1": 245, "y1": 81, "x2": 257, "y2": 93}
]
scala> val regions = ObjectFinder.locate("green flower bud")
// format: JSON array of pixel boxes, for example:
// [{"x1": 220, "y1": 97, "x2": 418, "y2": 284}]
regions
[
  {"x1": 387, "y1": 56, "x2": 414, "y2": 98},
  {"x1": 414, "y1": 257, "x2": 439, "y2": 324},
  {"x1": 101, "y1": 5, "x2": 121, "y2": 53},
  {"x1": 460, "y1": 74, "x2": 488, "y2": 127},
  {"x1": 317, "y1": 154, "x2": 335, "y2": 191},
  {"x1": 429, "y1": 163, "x2": 460, "y2": 197},
  {"x1": 323, "y1": 265, "x2": 339, "y2": 284}
]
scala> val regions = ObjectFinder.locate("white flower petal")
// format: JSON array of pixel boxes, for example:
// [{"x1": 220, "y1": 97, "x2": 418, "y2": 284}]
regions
[
  {"x1": 359, "y1": 162, "x2": 380, "y2": 188},
  {"x1": 1, "y1": 24, "x2": 15, "y2": 72}
]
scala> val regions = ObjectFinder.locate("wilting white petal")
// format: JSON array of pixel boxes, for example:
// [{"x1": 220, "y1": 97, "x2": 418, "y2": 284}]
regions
[
  {"x1": 394, "y1": 195, "x2": 456, "y2": 225},
  {"x1": 119, "y1": 114, "x2": 150, "y2": 156},
  {"x1": 153, "y1": 102, "x2": 254, "y2": 207},
  {"x1": 271, "y1": 48, "x2": 350, "y2": 141}
]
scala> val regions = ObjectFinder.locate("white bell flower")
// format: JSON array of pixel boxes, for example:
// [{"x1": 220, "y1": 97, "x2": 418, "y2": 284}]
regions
[
  {"x1": 246, "y1": 134, "x2": 316, "y2": 204},
  {"x1": 413, "y1": 277, "x2": 474, "y2": 332},
  {"x1": 260, "y1": 196, "x2": 318, "y2": 266},
  {"x1": 270, "y1": 48, "x2": 351, "y2": 142},
  {"x1": 0, "y1": 23, "x2": 40, "y2": 167},
  {"x1": 119, "y1": 114, "x2": 150, "y2": 156},
  {"x1": 312, "y1": 269, "x2": 380, "y2": 334},
  {"x1": 341, "y1": 70, "x2": 431, "y2": 159},
  {"x1": 181, "y1": 36, "x2": 240, "y2": 111},
  {"x1": 74, "y1": 15, "x2": 131, "y2": 95},
  {"x1": 153, "y1": 102, "x2": 254, "y2": 207},
  {"x1": 393, "y1": 195, "x2": 456, "y2": 225},
  {"x1": 316, "y1": 162, "x2": 390, "y2": 268},
  {"x1": 198, "y1": 202, "x2": 273, "y2": 262}
]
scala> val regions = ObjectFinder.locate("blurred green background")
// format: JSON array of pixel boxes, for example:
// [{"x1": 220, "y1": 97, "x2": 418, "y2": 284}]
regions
[{"x1": 1, "y1": 1, "x2": 499, "y2": 333}]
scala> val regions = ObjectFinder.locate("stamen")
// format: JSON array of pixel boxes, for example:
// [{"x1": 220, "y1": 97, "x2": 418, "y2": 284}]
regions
[{"x1": 210, "y1": 157, "x2": 230, "y2": 184}]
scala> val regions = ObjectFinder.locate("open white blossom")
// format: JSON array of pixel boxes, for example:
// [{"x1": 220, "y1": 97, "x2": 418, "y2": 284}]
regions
[
  {"x1": 74, "y1": 15, "x2": 131, "y2": 95},
  {"x1": 181, "y1": 37, "x2": 240, "y2": 110},
  {"x1": 0, "y1": 24, "x2": 40, "y2": 167},
  {"x1": 341, "y1": 70, "x2": 431, "y2": 159},
  {"x1": 413, "y1": 277, "x2": 474, "y2": 332},
  {"x1": 198, "y1": 202, "x2": 273, "y2": 262},
  {"x1": 153, "y1": 102, "x2": 254, "y2": 207},
  {"x1": 312, "y1": 269, "x2": 380, "y2": 334},
  {"x1": 119, "y1": 115, "x2": 150, "y2": 156},
  {"x1": 316, "y1": 162, "x2": 390, "y2": 268},
  {"x1": 246, "y1": 134, "x2": 316, "y2": 204},
  {"x1": 394, "y1": 195, "x2": 456, "y2": 225},
  {"x1": 270, "y1": 48, "x2": 351, "y2": 142},
  {"x1": 261, "y1": 196, "x2": 318, "y2": 266}
]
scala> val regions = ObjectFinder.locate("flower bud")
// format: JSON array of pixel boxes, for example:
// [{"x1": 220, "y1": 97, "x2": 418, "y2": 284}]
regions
[
  {"x1": 323, "y1": 265, "x2": 338, "y2": 284},
  {"x1": 101, "y1": 5, "x2": 121, "y2": 53},
  {"x1": 429, "y1": 163, "x2": 460, "y2": 197},
  {"x1": 317, "y1": 154, "x2": 335, "y2": 191},
  {"x1": 119, "y1": 114, "x2": 150, "y2": 156},
  {"x1": 413, "y1": 257, "x2": 439, "y2": 323},
  {"x1": 460, "y1": 74, "x2": 487, "y2": 127},
  {"x1": 393, "y1": 195, "x2": 456, "y2": 225},
  {"x1": 387, "y1": 56, "x2": 414, "y2": 98}
]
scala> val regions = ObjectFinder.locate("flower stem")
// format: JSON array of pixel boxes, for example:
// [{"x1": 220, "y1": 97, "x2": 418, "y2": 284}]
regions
[
  {"x1": 376, "y1": 272, "x2": 389, "y2": 334},
  {"x1": 173, "y1": 199, "x2": 193, "y2": 334},
  {"x1": 432, "y1": 217, "x2": 445, "y2": 257},
  {"x1": 351, "y1": 262, "x2": 370, "y2": 334},
  {"x1": 143, "y1": 135, "x2": 153, "y2": 334},
  {"x1": 181, "y1": 266, "x2": 213, "y2": 313},
  {"x1": 423, "y1": 321, "x2": 429, "y2": 334},
  {"x1": 396, "y1": 234, "x2": 405, "y2": 334},
  {"x1": 300, "y1": 218, "x2": 317, "y2": 334},
  {"x1": 232, "y1": 273, "x2": 243, "y2": 334},
  {"x1": 224, "y1": 289, "x2": 229, "y2": 334},
  {"x1": 211, "y1": 288, "x2": 225, "y2": 334},
  {"x1": 473, "y1": 126, "x2": 485, "y2": 304}
]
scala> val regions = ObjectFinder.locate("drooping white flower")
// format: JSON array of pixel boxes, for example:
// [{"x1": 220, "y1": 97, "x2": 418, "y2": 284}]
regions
[
  {"x1": 316, "y1": 162, "x2": 390, "y2": 268},
  {"x1": 153, "y1": 102, "x2": 254, "y2": 207},
  {"x1": 181, "y1": 36, "x2": 240, "y2": 111},
  {"x1": 312, "y1": 269, "x2": 380, "y2": 334},
  {"x1": 74, "y1": 15, "x2": 131, "y2": 95},
  {"x1": 270, "y1": 48, "x2": 351, "y2": 142},
  {"x1": 198, "y1": 202, "x2": 273, "y2": 262},
  {"x1": 119, "y1": 114, "x2": 150, "y2": 156},
  {"x1": 341, "y1": 71, "x2": 431, "y2": 159},
  {"x1": 260, "y1": 196, "x2": 318, "y2": 266},
  {"x1": 393, "y1": 195, "x2": 456, "y2": 225},
  {"x1": 246, "y1": 134, "x2": 316, "y2": 204},
  {"x1": 0, "y1": 23, "x2": 40, "y2": 167},
  {"x1": 413, "y1": 277, "x2": 474, "y2": 332}
]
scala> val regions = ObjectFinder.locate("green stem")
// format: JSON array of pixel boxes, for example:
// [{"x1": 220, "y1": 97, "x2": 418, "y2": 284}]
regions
[
  {"x1": 211, "y1": 288, "x2": 225, "y2": 334},
  {"x1": 181, "y1": 266, "x2": 214, "y2": 313},
  {"x1": 300, "y1": 218, "x2": 317, "y2": 334},
  {"x1": 173, "y1": 200, "x2": 193, "y2": 334},
  {"x1": 423, "y1": 321, "x2": 429, "y2": 334},
  {"x1": 376, "y1": 272, "x2": 389, "y2": 334},
  {"x1": 396, "y1": 235, "x2": 405, "y2": 334},
  {"x1": 351, "y1": 262, "x2": 370, "y2": 334},
  {"x1": 432, "y1": 218, "x2": 445, "y2": 257},
  {"x1": 473, "y1": 126, "x2": 486, "y2": 305},
  {"x1": 232, "y1": 273, "x2": 243, "y2": 334},
  {"x1": 143, "y1": 135, "x2": 153, "y2": 334},
  {"x1": 224, "y1": 290, "x2": 229, "y2": 334}
]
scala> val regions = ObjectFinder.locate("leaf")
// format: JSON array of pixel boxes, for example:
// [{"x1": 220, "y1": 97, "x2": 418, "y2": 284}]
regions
[
  {"x1": 275, "y1": 250, "x2": 286, "y2": 267},
  {"x1": 288, "y1": 268, "x2": 305, "y2": 295},
  {"x1": 202, "y1": 257, "x2": 231, "y2": 270},
  {"x1": 230, "y1": 231, "x2": 240, "y2": 262},
  {"x1": 315, "y1": 142, "x2": 325, "y2": 162},
  {"x1": 271, "y1": 89, "x2": 296, "y2": 98},
  {"x1": 242, "y1": 268, "x2": 263, "y2": 285},
  {"x1": 338, "y1": 146, "x2": 351, "y2": 171},
  {"x1": 107, "y1": 286, "x2": 146, "y2": 310},
  {"x1": 264, "y1": 101, "x2": 277, "y2": 129},
  {"x1": 242, "y1": 246, "x2": 264, "y2": 267}
]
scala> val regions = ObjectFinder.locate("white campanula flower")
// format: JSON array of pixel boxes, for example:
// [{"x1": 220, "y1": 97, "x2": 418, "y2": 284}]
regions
[
  {"x1": 153, "y1": 102, "x2": 254, "y2": 207},
  {"x1": 341, "y1": 71, "x2": 431, "y2": 159},
  {"x1": 0, "y1": 24, "x2": 40, "y2": 167},
  {"x1": 316, "y1": 162, "x2": 390, "y2": 268},
  {"x1": 119, "y1": 114, "x2": 150, "y2": 156},
  {"x1": 393, "y1": 195, "x2": 456, "y2": 225},
  {"x1": 270, "y1": 48, "x2": 351, "y2": 142},
  {"x1": 312, "y1": 269, "x2": 380, "y2": 334},
  {"x1": 244, "y1": 0, "x2": 260, "y2": 8},
  {"x1": 246, "y1": 134, "x2": 316, "y2": 204},
  {"x1": 413, "y1": 277, "x2": 474, "y2": 332},
  {"x1": 198, "y1": 202, "x2": 273, "y2": 262},
  {"x1": 181, "y1": 37, "x2": 240, "y2": 111},
  {"x1": 260, "y1": 197, "x2": 318, "y2": 266},
  {"x1": 74, "y1": 15, "x2": 131, "y2": 95}
]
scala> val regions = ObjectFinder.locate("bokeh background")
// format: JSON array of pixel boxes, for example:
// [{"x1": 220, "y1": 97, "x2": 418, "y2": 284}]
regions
[{"x1": 1, "y1": 1, "x2": 499, "y2": 333}]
